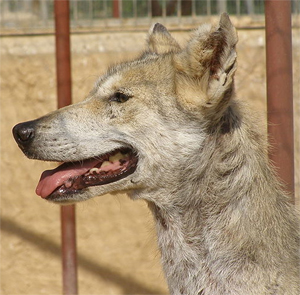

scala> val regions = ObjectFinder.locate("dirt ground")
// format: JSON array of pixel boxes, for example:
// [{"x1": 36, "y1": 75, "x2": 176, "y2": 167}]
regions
[{"x1": 1, "y1": 27, "x2": 299, "y2": 295}]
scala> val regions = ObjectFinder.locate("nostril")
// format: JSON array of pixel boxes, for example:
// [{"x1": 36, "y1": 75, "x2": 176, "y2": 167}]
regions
[
  {"x1": 13, "y1": 122, "x2": 35, "y2": 145},
  {"x1": 18, "y1": 127, "x2": 34, "y2": 142}
]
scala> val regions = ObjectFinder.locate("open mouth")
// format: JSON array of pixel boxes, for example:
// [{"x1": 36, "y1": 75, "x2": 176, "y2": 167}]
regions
[{"x1": 36, "y1": 147, "x2": 138, "y2": 200}]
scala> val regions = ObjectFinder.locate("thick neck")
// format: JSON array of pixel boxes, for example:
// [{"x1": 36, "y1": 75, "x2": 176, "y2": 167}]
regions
[
  {"x1": 148, "y1": 201, "x2": 205, "y2": 294},
  {"x1": 146, "y1": 108, "x2": 290, "y2": 294}
]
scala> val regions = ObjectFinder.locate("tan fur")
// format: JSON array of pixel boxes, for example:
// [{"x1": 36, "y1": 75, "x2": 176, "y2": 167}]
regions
[
  {"x1": 147, "y1": 22, "x2": 181, "y2": 54},
  {"x1": 13, "y1": 14, "x2": 299, "y2": 295}
]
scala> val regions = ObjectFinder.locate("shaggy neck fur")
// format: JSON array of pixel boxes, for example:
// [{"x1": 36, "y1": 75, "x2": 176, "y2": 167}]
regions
[{"x1": 147, "y1": 102, "x2": 299, "y2": 295}]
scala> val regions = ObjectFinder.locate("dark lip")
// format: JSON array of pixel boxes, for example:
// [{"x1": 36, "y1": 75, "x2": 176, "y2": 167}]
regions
[{"x1": 45, "y1": 147, "x2": 138, "y2": 202}]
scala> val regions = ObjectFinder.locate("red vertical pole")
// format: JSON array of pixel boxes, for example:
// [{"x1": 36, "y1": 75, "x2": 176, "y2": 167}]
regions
[
  {"x1": 54, "y1": 1, "x2": 78, "y2": 294},
  {"x1": 113, "y1": 0, "x2": 120, "y2": 18},
  {"x1": 265, "y1": 0, "x2": 295, "y2": 202},
  {"x1": 60, "y1": 206, "x2": 78, "y2": 295}
]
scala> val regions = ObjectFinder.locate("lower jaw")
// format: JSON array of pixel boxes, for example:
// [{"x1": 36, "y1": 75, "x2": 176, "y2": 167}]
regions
[
  {"x1": 45, "y1": 188, "x2": 86, "y2": 204},
  {"x1": 45, "y1": 169, "x2": 136, "y2": 203}
]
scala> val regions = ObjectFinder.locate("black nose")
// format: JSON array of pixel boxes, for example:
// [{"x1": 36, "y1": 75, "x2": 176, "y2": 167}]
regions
[{"x1": 12, "y1": 121, "x2": 36, "y2": 148}]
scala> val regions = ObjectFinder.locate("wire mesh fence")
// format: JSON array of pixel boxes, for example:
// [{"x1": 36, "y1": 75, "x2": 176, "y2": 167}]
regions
[{"x1": 0, "y1": 0, "x2": 299, "y2": 32}]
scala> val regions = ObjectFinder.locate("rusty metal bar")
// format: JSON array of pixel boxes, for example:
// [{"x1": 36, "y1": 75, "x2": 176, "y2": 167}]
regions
[
  {"x1": 54, "y1": 1, "x2": 78, "y2": 294},
  {"x1": 113, "y1": 0, "x2": 120, "y2": 18},
  {"x1": 55, "y1": 0, "x2": 72, "y2": 109},
  {"x1": 60, "y1": 206, "x2": 78, "y2": 295},
  {"x1": 265, "y1": 0, "x2": 295, "y2": 201}
]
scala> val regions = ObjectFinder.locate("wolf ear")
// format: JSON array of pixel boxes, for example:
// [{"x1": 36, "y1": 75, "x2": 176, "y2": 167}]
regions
[
  {"x1": 147, "y1": 23, "x2": 181, "y2": 54},
  {"x1": 174, "y1": 13, "x2": 238, "y2": 117}
]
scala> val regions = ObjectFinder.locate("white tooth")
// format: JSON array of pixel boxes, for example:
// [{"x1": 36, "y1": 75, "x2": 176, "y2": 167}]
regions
[
  {"x1": 109, "y1": 152, "x2": 124, "y2": 163},
  {"x1": 89, "y1": 168, "x2": 99, "y2": 173},
  {"x1": 65, "y1": 179, "x2": 73, "y2": 188},
  {"x1": 101, "y1": 161, "x2": 111, "y2": 168}
]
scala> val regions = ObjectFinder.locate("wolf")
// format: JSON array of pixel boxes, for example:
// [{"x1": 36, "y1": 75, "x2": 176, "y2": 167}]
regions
[{"x1": 13, "y1": 14, "x2": 299, "y2": 295}]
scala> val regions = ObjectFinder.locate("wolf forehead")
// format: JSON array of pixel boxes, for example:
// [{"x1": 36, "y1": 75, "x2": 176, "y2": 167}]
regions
[{"x1": 94, "y1": 53, "x2": 176, "y2": 96}]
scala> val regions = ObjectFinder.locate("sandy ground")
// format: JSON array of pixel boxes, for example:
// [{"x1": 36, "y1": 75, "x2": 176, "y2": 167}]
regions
[{"x1": 1, "y1": 27, "x2": 299, "y2": 295}]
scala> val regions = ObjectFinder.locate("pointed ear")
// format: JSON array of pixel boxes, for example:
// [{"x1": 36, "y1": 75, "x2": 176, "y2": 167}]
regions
[
  {"x1": 174, "y1": 13, "x2": 238, "y2": 117},
  {"x1": 147, "y1": 23, "x2": 181, "y2": 54}
]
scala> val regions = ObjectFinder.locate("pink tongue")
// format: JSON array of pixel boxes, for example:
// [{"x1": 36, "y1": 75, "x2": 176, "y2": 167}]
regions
[{"x1": 36, "y1": 159, "x2": 100, "y2": 199}]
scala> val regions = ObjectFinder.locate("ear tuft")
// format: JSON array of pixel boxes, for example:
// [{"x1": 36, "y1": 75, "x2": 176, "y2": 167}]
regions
[
  {"x1": 219, "y1": 13, "x2": 237, "y2": 41},
  {"x1": 147, "y1": 23, "x2": 181, "y2": 54},
  {"x1": 203, "y1": 13, "x2": 238, "y2": 77},
  {"x1": 151, "y1": 23, "x2": 169, "y2": 34},
  {"x1": 174, "y1": 14, "x2": 238, "y2": 117},
  {"x1": 207, "y1": 13, "x2": 238, "y2": 103}
]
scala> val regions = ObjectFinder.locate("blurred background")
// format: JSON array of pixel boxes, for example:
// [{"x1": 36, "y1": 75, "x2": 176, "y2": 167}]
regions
[{"x1": 1, "y1": 0, "x2": 299, "y2": 294}]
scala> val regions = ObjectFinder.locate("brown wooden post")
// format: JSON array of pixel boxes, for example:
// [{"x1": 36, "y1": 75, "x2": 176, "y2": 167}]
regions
[
  {"x1": 265, "y1": 0, "x2": 295, "y2": 201},
  {"x1": 54, "y1": 0, "x2": 78, "y2": 294}
]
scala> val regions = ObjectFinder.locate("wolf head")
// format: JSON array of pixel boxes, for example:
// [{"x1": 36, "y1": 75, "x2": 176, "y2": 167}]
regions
[{"x1": 13, "y1": 14, "x2": 238, "y2": 205}]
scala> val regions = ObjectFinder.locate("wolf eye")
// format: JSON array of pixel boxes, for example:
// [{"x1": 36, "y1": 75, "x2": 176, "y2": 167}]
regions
[{"x1": 110, "y1": 92, "x2": 131, "y2": 103}]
